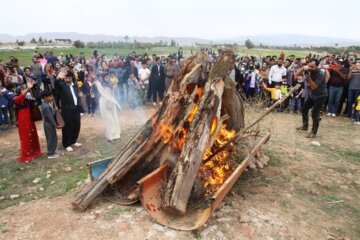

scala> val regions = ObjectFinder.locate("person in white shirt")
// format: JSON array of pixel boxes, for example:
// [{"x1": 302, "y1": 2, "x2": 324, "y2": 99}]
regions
[
  {"x1": 138, "y1": 62, "x2": 151, "y2": 104},
  {"x1": 268, "y1": 58, "x2": 287, "y2": 87}
]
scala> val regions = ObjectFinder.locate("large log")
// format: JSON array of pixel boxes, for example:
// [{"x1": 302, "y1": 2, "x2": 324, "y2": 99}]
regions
[
  {"x1": 162, "y1": 50, "x2": 236, "y2": 215},
  {"x1": 72, "y1": 117, "x2": 155, "y2": 210},
  {"x1": 162, "y1": 78, "x2": 225, "y2": 215}
]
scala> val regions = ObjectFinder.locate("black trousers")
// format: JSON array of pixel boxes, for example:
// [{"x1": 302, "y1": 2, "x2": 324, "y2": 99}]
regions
[
  {"x1": 86, "y1": 96, "x2": 97, "y2": 114},
  {"x1": 152, "y1": 80, "x2": 164, "y2": 102},
  {"x1": 44, "y1": 122, "x2": 57, "y2": 155},
  {"x1": 246, "y1": 88, "x2": 256, "y2": 98},
  {"x1": 302, "y1": 96, "x2": 327, "y2": 135},
  {"x1": 61, "y1": 108, "x2": 81, "y2": 148},
  {"x1": 147, "y1": 80, "x2": 153, "y2": 101}
]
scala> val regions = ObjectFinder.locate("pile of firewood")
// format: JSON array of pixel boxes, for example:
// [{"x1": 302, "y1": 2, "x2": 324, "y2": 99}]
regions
[{"x1": 72, "y1": 50, "x2": 281, "y2": 216}]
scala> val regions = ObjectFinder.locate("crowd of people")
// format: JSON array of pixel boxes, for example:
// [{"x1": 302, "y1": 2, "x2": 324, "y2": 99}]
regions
[
  {"x1": 225, "y1": 50, "x2": 360, "y2": 135},
  {"x1": 0, "y1": 47, "x2": 359, "y2": 162}
]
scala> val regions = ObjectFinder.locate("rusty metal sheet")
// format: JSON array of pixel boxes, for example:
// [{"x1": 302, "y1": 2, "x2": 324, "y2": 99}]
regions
[{"x1": 138, "y1": 132, "x2": 271, "y2": 230}]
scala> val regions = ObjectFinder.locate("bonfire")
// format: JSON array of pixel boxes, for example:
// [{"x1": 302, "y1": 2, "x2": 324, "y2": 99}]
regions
[{"x1": 72, "y1": 50, "x2": 299, "y2": 230}]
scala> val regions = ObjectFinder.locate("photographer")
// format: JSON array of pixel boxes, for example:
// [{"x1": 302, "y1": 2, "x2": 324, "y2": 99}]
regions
[{"x1": 296, "y1": 58, "x2": 328, "y2": 138}]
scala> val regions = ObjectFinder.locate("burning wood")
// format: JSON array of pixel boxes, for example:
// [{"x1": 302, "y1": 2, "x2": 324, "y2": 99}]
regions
[{"x1": 72, "y1": 50, "x2": 284, "y2": 230}]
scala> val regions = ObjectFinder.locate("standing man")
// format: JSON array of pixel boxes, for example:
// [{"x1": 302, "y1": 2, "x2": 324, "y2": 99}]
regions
[
  {"x1": 325, "y1": 59, "x2": 348, "y2": 117},
  {"x1": 30, "y1": 58, "x2": 43, "y2": 85},
  {"x1": 56, "y1": 72, "x2": 82, "y2": 152},
  {"x1": 164, "y1": 55, "x2": 180, "y2": 92},
  {"x1": 269, "y1": 57, "x2": 287, "y2": 87},
  {"x1": 296, "y1": 59, "x2": 328, "y2": 138},
  {"x1": 150, "y1": 57, "x2": 165, "y2": 106},
  {"x1": 178, "y1": 58, "x2": 186, "y2": 69},
  {"x1": 138, "y1": 61, "x2": 151, "y2": 104}
]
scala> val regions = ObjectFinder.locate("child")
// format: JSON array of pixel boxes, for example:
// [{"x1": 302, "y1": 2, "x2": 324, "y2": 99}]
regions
[
  {"x1": 41, "y1": 90, "x2": 59, "y2": 159},
  {"x1": 127, "y1": 73, "x2": 140, "y2": 108},
  {"x1": 291, "y1": 76, "x2": 305, "y2": 114},
  {"x1": 279, "y1": 75, "x2": 290, "y2": 111},
  {"x1": 266, "y1": 84, "x2": 282, "y2": 109},
  {"x1": 108, "y1": 72, "x2": 118, "y2": 87},
  {"x1": 7, "y1": 84, "x2": 17, "y2": 127},
  {"x1": 85, "y1": 77, "x2": 97, "y2": 116},
  {"x1": 0, "y1": 81, "x2": 10, "y2": 131},
  {"x1": 355, "y1": 94, "x2": 360, "y2": 125}
]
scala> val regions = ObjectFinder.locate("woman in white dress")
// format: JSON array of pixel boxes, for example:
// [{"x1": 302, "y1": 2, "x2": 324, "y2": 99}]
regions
[{"x1": 94, "y1": 81, "x2": 121, "y2": 142}]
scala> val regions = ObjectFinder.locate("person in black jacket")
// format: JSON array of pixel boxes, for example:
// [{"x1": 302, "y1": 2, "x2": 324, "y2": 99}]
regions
[
  {"x1": 55, "y1": 71, "x2": 82, "y2": 152},
  {"x1": 149, "y1": 57, "x2": 165, "y2": 106}
]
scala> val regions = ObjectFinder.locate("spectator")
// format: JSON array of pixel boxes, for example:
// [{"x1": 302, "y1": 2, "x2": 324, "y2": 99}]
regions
[
  {"x1": 326, "y1": 59, "x2": 348, "y2": 117},
  {"x1": 0, "y1": 81, "x2": 10, "y2": 130},
  {"x1": 150, "y1": 57, "x2": 165, "y2": 106},
  {"x1": 347, "y1": 61, "x2": 360, "y2": 119},
  {"x1": 85, "y1": 77, "x2": 97, "y2": 116},
  {"x1": 127, "y1": 73, "x2": 140, "y2": 108},
  {"x1": 55, "y1": 72, "x2": 82, "y2": 152},
  {"x1": 245, "y1": 64, "x2": 260, "y2": 98},
  {"x1": 355, "y1": 94, "x2": 360, "y2": 125},
  {"x1": 138, "y1": 61, "x2": 151, "y2": 104},
  {"x1": 259, "y1": 62, "x2": 269, "y2": 87},
  {"x1": 268, "y1": 57, "x2": 287, "y2": 87},
  {"x1": 291, "y1": 76, "x2": 304, "y2": 114},
  {"x1": 108, "y1": 60, "x2": 125, "y2": 102},
  {"x1": 164, "y1": 55, "x2": 180, "y2": 92},
  {"x1": 30, "y1": 57, "x2": 43, "y2": 83},
  {"x1": 42, "y1": 63, "x2": 56, "y2": 92},
  {"x1": 41, "y1": 90, "x2": 60, "y2": 159},
  {"x1": 13, "y1": 81, "x2": 43, "y2": 162}
]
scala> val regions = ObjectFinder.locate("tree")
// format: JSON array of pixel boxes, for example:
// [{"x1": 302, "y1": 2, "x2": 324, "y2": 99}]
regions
[
  {"x1": 73, "y1": 40, "x2": 85, "y2": 48},
  {"x1": 170, "y1": 39, "x2": 177, "y2": 47},
  {"x1": 30, "y1": 38, "x2": 37, "y2": 44},
  {"x1": 16, "y1": 40, "x2": 25, "y2": 46},
  {"x1": 124, "y1": 35, "x2": 129, "y2": 45},
  {"x1": 38, "y1": 37, "x2": 43, "y2": 44},
  {"x1": 48, "y1": 39, "x2": 52, "y2": 43},
  {"x1": 245, "y1": 39, "x2": 255, "y2": 49}
]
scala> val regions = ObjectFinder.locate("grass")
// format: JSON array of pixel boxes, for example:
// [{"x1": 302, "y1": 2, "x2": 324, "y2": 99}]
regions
[
  {"x1": 104, "y1": 206, "x2": 131, "y2": 221},
  {"x1": 0, "y1": 127, "x2": 139, "y2": 210},
  {"x1": 0, "y1": 46, "x2": 312, "y2": 66}
]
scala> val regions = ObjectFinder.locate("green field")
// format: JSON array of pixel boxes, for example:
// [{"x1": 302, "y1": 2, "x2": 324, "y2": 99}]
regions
[{"x1": 0, "y1": 46, "x2": 312, "y2": 66}]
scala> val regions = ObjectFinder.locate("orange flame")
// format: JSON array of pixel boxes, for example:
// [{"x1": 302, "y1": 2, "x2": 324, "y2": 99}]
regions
[
  {"x1": 199, "y1": 124, "x2": 236, "y2": 195},
  {"x1": 155, "y1": 87, "x2": 203, "y2": 149}
]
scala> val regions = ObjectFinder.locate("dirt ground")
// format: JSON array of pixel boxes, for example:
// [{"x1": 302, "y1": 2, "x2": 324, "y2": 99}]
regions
[{"x1": 0, "y1": 105, "x2": 359, "y2": 240}]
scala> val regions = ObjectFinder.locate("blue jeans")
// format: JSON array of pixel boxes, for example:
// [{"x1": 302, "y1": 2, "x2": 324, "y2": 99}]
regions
[
  {"x1": 291, "y1": 97, "x2": 302, "y2": 111},
  {"x1": 355, "y1": 111, "x2": 360, "y2": 122},
  {"x1": 347, "y1": 89, "x2": 360, "y2": 118},
  {"x1": 0, "y1": 107, "x2": 9, "y2": 125},
  {"x1": 328, "y1": 86, "x2": 343, "y2": 114}
]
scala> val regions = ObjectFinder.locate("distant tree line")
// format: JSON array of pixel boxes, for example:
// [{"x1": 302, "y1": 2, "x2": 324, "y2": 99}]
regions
[{"x1": 72, "y1": 39, "x2": 178, "y2": 49}]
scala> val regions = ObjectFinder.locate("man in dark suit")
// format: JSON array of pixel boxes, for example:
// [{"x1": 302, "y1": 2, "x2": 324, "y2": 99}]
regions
[
  {"x1": 55, "y1": 72, "x2": 82, "y2": 152},
  {"x1": 149, "y1": 57, "x2": 165, "y2": 106}
]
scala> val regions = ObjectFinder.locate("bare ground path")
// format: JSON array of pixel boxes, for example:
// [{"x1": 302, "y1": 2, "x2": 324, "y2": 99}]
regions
[{"x1": 0, "y1": 107, "x2": 359, "y2": 240}]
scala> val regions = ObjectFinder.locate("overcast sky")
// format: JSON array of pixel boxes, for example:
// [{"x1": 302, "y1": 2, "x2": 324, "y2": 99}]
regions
[{"x1": 1, "y1": 0, "x2": 359, "y2": 40}]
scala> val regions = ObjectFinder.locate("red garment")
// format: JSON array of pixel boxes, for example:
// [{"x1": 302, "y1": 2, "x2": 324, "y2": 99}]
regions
[{"x1": 13, "y1": 94, "x2": 43, "y2": 162}]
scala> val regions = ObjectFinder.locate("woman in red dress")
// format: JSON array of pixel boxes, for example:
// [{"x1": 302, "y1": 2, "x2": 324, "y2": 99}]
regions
[{"x1": 13, "y1": 81, "x2": 43, "y2": 162}]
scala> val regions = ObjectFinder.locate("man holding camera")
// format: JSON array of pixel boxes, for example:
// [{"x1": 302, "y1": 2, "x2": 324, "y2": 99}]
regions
[{"x1": 296, "y1": 58, "x2": 328, "y2": 138}]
